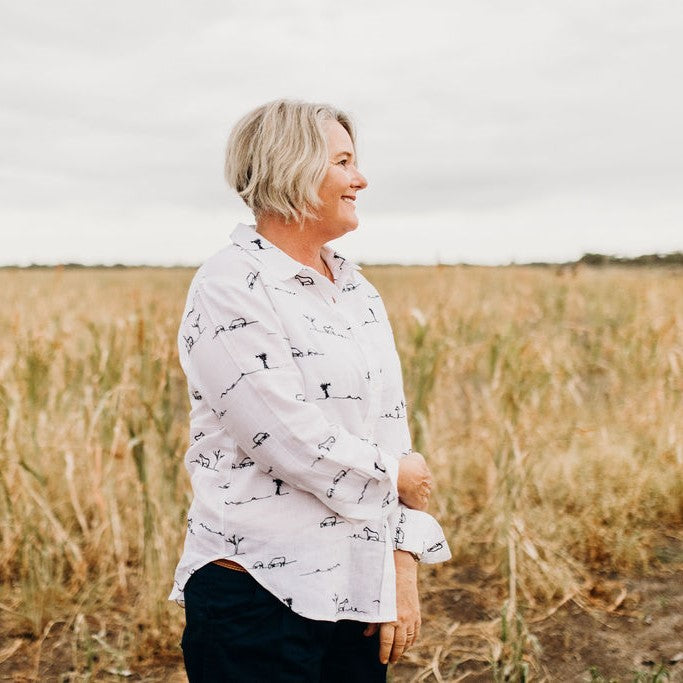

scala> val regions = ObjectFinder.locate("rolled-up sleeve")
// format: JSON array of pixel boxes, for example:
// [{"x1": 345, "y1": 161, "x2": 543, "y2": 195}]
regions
[
  {"x1": 388, "y1": 505, "x2": 452, "y2": 564},
  {"x1": 178, "y1": 274, "x2": 399, "y2": 521}
]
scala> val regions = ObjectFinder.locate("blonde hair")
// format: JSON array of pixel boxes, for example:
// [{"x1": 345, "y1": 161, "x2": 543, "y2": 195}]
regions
[{"x1": 224, "y1": 99, "x2": 356, "y2": 223}]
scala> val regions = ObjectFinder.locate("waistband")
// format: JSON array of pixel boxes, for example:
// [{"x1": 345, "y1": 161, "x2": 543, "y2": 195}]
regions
[{"x1": 212, "y1": 558, "x2": 248, "y2": 573}]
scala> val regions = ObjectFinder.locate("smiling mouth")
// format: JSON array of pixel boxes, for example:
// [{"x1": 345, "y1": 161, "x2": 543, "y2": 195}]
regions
[{"x1": 341, "y1": 197, "x2": 355, "y2": 203}]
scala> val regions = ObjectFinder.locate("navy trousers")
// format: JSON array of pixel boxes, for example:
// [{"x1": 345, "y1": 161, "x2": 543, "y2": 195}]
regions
[{"x1": 181, "y1": 562, "x2": 388, "y2": 682}]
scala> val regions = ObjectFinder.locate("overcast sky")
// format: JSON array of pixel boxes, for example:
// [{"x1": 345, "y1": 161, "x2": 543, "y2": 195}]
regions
[{"x1": 1, "y1": 0, "x2": 682, "y2": 265}]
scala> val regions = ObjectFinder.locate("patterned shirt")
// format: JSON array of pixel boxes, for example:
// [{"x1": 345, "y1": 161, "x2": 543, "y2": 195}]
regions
[{"x1": 169, "y1": 223, "x2": 451, "y2": 622}]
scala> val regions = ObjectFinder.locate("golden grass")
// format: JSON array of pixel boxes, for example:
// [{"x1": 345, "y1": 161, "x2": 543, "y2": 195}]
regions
[{"x1": 0, "y1": 265, "x2": 681, "y2": 680}]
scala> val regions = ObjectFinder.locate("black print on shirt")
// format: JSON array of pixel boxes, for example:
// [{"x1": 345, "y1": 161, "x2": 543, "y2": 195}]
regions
[
  {"x1": 333, "y1": 253, "x2": 346, "y2": 267},
  {"x1": 295, "y1": 274, "x2": 315, "y2": 286},
  {"x1": 198, "y1": 523, "x2": 245, "y2": 556},
  {"x1": 318, "y1": 436, "x2": 336, "y2": 452},
  {"x1": 251, "y1": 556, "x2": 296, "y2": 569},
  {"x1": 394, "y1": 526, "x2": 405, "y2": 545},
  {"x1": 342, "y1": 282, "x2": 359, "y2": 292},
  {"x1": 427, "y1": 541, "x2": 445, "y2": 553},
  {"x1": 183, "y1": 311, "x2": 206, "y2": 354},
  {"x1": 300, "y1": 562, "x2": 341, "y2": 576},
  {"x1": 333, "y1": 469, "x2": 348, "y2": 485},
  {"x1": 190, "y1": 450, "x2": 225, "y2": 471},
  {"x1": 214, "y1": 317, "x2": 257, "y2": 338},
  {"x1": 256, "y1": 353, "x2": 272, "y2": 369},
  {"x1": 273, "y1": 478, "x2": 289, "y2": 496},
  {"x1": 232, "y1": 455, "x2": 255, "y2": 469},
  {"x1": 219, "y1": 358, "x2": 277, "y2": 398},
  {"x1": 193, "y1": 431, "x2": 205, "y2": 442},
  {"x1": 363, "y1": 308, "x2": 379, "y2": 325},
  {"x1": 326, "y1": 468, "x2": 349, "y2": 498},
  {"x1": 291, "y1": 346, "x2": 324, "y2": 358},
  {"x1": 190, "y1": 312, "x2": 205, "y2": 335},
  {"x1": 381, "y1": 400, "x2": 406, "y2": 419},
  {"x1": 246, "y1": 271, "x2": 259, "y2": 290},
  {"x1": 199, "y1": 521, "x2": 222, "y2": 538},
  {"x1": 212, "y1": 407, "x2": 227, "y2": 420},
  {"x1": 227, "y1": 533, "x2": 245, "y2": 555},
  {"x1": 317, "y1": 383, "x2": 362, "y2": 401},
  {"x1": 382, "y1": 490, "x2": 396, "y2": 508},
  {"x1": 304, "y1": 315, "x2": 349, "y2": 339},
  {"x1": 252, "y1": 432, "x2": 270, "y2": 448},
  {"x1": 349, "y1": 526, "x2": 381, "y2": 542},
  {"x1": 250, "y1": 238, "x2": 272, "y2": 251},
  {"x1": 266, "y1": 284, "x2": 297, "y2": 296},
  {"x1": 319, "y1": 514, "x2": 345, "y2": 528},
  {"x1": 357, "y1": 478, "x2": 371, "y2": 503},
  {"x1": 333, "y1": 594, "x2": 367, "y2": 615},
  {"x1": 192, "y1": 390, "x2": 202, "y2": 401},
  {"x1": 225, "y1": 494, "x2": 273, "y2": 506}
]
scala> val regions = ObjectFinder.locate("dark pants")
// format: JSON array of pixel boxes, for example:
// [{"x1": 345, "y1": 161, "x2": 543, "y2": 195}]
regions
[{"x1": 181, "y1": 563, "x2": 388, "y2": 682}]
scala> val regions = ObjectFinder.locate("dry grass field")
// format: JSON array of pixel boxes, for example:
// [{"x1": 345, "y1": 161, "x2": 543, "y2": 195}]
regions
[{"x1": 0, "y1": 265, "x2": 682, "y2": 682}]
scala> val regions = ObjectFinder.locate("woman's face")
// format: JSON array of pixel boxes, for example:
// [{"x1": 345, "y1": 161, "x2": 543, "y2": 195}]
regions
[{"x1": 313, "y1": 119, "x2": 368, "y2": 239}]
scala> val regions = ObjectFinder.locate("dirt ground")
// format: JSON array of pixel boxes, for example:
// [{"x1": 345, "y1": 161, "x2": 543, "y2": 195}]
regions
[
  {"x1": 2, "y1": 563, "x2": 681, "y2": 682},
  {"x1": 390, "y1": 558, "x2": 683, "y2": 682}
]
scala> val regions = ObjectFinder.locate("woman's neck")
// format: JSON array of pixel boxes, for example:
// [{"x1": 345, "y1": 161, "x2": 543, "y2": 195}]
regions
[{"x1": 255, "y1": 213, "x2": 331, "y2": 278}]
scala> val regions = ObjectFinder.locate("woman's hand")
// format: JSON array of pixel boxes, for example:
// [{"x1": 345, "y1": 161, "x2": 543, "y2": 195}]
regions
[
  {"x1": 397, "y1": 452, "x2": 433, "y2": 511},
  {"x1": 364, "y1": 550, "x2": 421, "y2": 664}
]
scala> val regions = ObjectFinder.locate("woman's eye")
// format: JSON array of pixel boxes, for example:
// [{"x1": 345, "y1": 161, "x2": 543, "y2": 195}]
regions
[{"x1": 338, "y1": 159, "x2": 348, "y2": 166}]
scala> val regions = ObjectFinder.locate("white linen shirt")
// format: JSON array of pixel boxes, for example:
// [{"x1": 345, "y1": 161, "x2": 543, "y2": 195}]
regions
[{"x1": 169, "y1": 223, "x2": 451, "y2": 622}]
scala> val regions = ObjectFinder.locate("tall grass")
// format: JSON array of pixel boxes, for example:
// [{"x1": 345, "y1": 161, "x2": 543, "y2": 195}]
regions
[{"x1": 0, "y1": 265, "x2": 681, "y2": 679}]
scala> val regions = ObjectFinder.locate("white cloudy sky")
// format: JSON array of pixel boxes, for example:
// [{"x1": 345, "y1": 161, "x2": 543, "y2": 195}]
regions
[{"x1": 1, "y1": 0, "x2": 682, "y2": 265}]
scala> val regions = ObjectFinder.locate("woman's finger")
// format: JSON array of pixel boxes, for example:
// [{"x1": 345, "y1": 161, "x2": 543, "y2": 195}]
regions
[
  {"x1": 364, "y1": 623, "x2": 379, "y2": 637},
  {"x1": 379, "y1": 623, "x2": 396, "y2": 664},
  {"x1": 389, "y1": 625, "x2": 408, "y2": 664},
  {"x1": 406, "y1": 619, "x2": 421, "y2": 650}
]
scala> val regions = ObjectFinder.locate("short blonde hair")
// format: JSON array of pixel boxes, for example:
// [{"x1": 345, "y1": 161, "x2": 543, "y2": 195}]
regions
[{"x1": 224, "y1": 99, "x2": 356, "y2": 222}]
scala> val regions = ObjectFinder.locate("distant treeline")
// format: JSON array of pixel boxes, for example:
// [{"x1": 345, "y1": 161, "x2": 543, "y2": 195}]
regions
[
  {"x1": 576, "y1": 252, "x2": 683, "y2": 266},
  {"x1": 2, "y1": 252, "x2": 683, "y2": 269}
]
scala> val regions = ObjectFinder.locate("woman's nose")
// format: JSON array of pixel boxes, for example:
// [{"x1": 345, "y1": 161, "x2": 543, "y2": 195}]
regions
[{"x1": 352, "y1": 168, "x2": 368, "y2": 190}]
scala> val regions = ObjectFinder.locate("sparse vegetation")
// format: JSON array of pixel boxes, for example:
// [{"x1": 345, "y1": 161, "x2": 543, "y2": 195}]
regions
[{"x1": 0, "y1": 265, "x2": 681, "y2": 680}]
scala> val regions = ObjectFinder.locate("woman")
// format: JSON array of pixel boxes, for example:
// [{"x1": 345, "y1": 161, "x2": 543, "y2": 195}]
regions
[{"x1": 170, "y1": 99, "x2": 451, "y2": 682}]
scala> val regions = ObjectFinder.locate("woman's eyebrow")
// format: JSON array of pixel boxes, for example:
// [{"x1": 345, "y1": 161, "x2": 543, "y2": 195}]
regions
[{"x1": 332, "y1": 150, "x2": 354, "y2": 160}]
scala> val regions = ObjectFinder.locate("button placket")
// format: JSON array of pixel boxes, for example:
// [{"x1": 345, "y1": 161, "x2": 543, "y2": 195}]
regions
[{"x1": 298, "y1": 267, "x2": 340, "y2": 309}]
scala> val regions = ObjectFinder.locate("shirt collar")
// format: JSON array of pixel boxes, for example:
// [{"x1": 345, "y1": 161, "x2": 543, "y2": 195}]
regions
[{"x1": 229, "y1": 223, "x2": 361, "y2": 285}]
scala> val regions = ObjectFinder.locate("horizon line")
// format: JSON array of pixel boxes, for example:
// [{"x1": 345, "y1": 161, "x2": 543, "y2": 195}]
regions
[{"x1": 2, "y1": 251, "x2": 683, "y2": 271}]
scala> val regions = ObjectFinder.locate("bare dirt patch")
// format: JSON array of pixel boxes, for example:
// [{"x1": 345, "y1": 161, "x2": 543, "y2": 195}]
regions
[{"x1": 391, "y1": 562, "x2": 683, "y2": 682}]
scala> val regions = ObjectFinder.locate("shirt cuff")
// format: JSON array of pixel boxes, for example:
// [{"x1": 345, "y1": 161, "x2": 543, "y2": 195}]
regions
[
  {"x1": 382, "y1": 452, "x2": 400, "y2": 498},
  {"x1": 389, "y1": 506, "x2": 452, "y2": 564}
]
